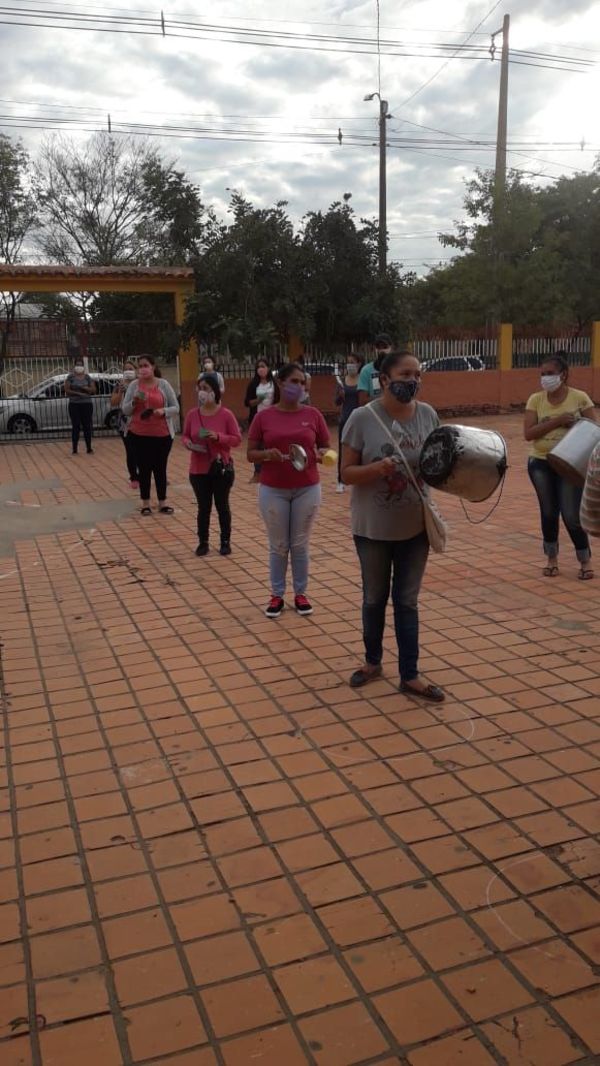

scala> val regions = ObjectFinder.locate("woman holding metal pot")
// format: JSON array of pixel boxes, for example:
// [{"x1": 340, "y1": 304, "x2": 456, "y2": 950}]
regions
[
  {"x1": 182, "y1": 372, "x2": 242, "y2": 557},
  {"x1": 524, "y1": 353, "x2": 595, "y2": 580},
  {"x1": 247, "y1": 362, "x2": 331, "y2": 618},
  {"x1": 341, "y1": 349, "x2": 445, "y2": 702}
]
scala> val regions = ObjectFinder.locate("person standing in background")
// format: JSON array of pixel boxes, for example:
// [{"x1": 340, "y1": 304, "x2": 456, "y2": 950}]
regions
[
  {"x1": 245, "y1": 359, "x2": 275, "y2": 482},
  {"x1": 358, "y1": 333, "x2": 394, "y2": 406},
  {"x1": 122, "y1": 354, "x2": 179, "y2": 516},
  {"x1": 295, "y1": 353, "x2": 312, "y2": 405},
  {"x1": 111, "y1": 360, "x2": 139, "y2": 488},
  {"x1": 203, "y1": 356, "x2": 225, "y2": 395},
  {"x1": 334, "y1": 355, "x2": 363, "y2": 492},
  {"x1": 524, "y1": 352, "x2": 595, "y2": 580},
  {"x1": 65, "y1": 361, "x2": 96, "y2": 455}
]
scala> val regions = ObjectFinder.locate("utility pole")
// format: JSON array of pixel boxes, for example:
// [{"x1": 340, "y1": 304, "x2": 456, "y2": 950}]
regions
[
  {"x1": 493, "y1": 14, "x2": 510, "y2": 205},
  {"x1": 364, "y1": 92, "x2": 391, "y2": 276},
  {"x1": 378, "y1": 99, "x2": 389, "y2": 276}
]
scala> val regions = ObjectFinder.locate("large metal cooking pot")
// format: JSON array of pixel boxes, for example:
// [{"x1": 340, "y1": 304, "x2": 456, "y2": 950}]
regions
[
  {"x1": 547, "y1": 419, "x2": 600, "y2": 486},
  {"x1": 419, "y1": 425, "x2": 507, "y2": 503}
]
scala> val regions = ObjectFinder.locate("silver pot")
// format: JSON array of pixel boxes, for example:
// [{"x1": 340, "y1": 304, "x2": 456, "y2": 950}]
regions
[
  {"x1": 547, "y1": 419, "x2": 600, "y2": 486},
  {"x1": 287, "y1": 444, "x2": 308, "y2": 471},
  {"x1": 419, "y1": 424, "x2": 507, "y2": 503}
]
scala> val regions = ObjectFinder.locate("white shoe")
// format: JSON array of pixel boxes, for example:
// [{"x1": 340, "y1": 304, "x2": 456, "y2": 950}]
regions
[{"x1": 336, "y1": 482, "x2": 345, "y2": 493}]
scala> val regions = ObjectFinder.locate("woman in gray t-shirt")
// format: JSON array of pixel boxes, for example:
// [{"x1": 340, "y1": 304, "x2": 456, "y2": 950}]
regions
[{"x1": 341, "y1": 349, "x2": 444, "y2": 702}]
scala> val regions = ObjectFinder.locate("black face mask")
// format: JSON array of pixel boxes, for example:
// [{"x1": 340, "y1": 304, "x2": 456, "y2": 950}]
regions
[{"x1": 389, "y1": 379, "x2": 419, "y2": 404}]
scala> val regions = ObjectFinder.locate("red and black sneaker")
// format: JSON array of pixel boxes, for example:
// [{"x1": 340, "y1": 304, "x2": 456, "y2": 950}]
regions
[
  {"x1": 265, "y1": 596, "x2": 284, "y2": 618},
  {"x1": 294, "y1": 594, "x2": 313, "y2": 616}
]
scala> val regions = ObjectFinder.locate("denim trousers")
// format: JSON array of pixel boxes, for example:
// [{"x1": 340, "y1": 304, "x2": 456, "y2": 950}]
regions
[
  {"x1": 528, "y1": 458, "x2": 591, "y2": 563},
  {"x1": 258, "y1": 484, "x2": 321, "y2": 596},
  {"x1": 354, "y1": 531, "x2": 429, "y2": 683}
]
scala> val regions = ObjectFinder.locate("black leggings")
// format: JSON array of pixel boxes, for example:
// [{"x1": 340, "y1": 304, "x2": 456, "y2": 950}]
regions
[
  {"x1": 69, "y1": 402, "x2": 93, "y2": 452},
  {"x1": 190, "y1": 472, "x2": 234, "y2": 544},
  {"x1": 129, "y1": 433, "x2": 172, "y2": 501},
  {"x1": 121, "y1": 432, "x2": 139, "y2": 481}
]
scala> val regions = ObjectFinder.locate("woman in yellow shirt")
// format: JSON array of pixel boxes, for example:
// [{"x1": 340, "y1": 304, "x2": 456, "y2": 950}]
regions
[{"x1": 524, "y1": 353, "x2": 595, "y2": 580}]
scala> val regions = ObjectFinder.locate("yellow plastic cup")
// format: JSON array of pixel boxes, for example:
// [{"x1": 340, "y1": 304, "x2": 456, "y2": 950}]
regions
[{"x1": 321, "y1": 449, "x2": 338, "y2": 467}]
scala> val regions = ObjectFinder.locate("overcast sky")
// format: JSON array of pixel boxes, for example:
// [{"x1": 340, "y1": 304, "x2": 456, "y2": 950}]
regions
[{"x1": 2, "y1": 0, "x2": 599, "y2": 272}]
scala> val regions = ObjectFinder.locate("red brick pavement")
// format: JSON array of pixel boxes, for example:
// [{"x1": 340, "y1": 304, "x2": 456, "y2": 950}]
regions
[{"x1": 0, "y1": 416, "x2": 599, "y2": 1065}]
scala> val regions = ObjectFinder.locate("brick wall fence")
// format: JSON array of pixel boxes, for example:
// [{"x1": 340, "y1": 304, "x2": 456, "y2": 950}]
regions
[{"x1": 205, "y1": 368, "x2": 600, "y2": 426}]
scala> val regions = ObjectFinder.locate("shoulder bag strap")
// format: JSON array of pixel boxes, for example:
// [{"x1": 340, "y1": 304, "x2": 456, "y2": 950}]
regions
[{"x1": 367, "y1": 403, "x2": 427, "y2": 502}]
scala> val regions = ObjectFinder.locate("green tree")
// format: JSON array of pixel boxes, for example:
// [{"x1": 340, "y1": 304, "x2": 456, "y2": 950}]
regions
[
  {"x1": 183, "y1": 192, "x2": 304, "y2": 356},
  {"x1": 0, "y1": 135, "x2": 39, "y2": 370}
]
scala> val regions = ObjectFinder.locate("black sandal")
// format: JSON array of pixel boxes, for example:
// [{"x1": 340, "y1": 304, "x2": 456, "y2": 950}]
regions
[
  {"x1": 158, "y1": 506, "x2": 174, "y2": 515},
  {"x1": 140, "y1": 506, "x2": 152, "y2": 516},
  {"x1": 400, "y1": 680, "x2": 445, "y2": 703},
  {"x1": 349, "y1": 665, "x2": 382, "y2": 688}
]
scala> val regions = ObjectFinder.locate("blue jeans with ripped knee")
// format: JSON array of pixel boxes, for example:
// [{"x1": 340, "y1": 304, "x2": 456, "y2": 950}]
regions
[{"x1": 258, "y1": 484, "x2": 321, "y2": 596}]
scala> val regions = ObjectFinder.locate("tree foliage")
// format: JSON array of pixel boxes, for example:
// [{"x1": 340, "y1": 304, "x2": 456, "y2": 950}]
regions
[
  {"x1": 0, "y1": 135, "x2": 38, "y2": 359},
  {"x1": 2, "y1": 129, "x2": 600, "y2": 349}
]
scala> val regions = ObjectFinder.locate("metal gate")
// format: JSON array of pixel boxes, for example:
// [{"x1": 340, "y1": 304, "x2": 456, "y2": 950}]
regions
[{"x1": 0, "y1": 319, "x2": 177, "y2": 442}]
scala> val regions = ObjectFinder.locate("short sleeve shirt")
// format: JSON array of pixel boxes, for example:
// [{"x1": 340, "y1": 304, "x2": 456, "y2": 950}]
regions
[
  {"x1": 357, "y1": 361, "x2": 381, "y2": 400},
  {"x1": 66, "y1": 373, "x2": 94, "y2": 403},
  {"x1": 249, "y1": 405, "x2": 330, "y2": 488},
  {"x1": 526, "y1": 387, "x2": 594, "y2": 459},
  {"x1": 342, "y1": 399, "x2": 439, "y2": 541}
]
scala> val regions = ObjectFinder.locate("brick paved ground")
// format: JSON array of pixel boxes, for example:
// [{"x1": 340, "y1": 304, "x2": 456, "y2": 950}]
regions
[{"x1": 1, "y1": 415, "x2": 599, "y2": 1066}]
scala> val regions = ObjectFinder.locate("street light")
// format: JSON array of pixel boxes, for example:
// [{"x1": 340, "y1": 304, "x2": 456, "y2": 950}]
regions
[{"x1": 364, "y1": 92, "x2": 392, "y2": 276}]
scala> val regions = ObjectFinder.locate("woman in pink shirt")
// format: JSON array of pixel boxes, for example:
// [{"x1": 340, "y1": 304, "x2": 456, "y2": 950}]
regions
[
  {"x1": 182, "y1": 372, "x2": 242, "y2": 556},
  {"x1": 247, "y1": 362, "x2": 331, "y2": 617}
]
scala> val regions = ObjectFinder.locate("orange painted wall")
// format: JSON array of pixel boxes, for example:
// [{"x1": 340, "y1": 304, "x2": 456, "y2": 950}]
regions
[{"x1": 181, "y1": 368, "x2": 600, "y2": 423}]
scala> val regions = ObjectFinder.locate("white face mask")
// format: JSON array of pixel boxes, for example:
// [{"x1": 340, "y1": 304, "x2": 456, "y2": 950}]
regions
[
  {"x1": 123, "y1": 370, "x2": 136, "y2": 381},
  {"x1": 347, "y1": 365, "x2": 359, "y2": 375},
  {"x1": 197, "y1": 390, "x2": 214, "y2": 406},
  {"x1": 541, "y1": 373, "x2": 562, "y2": 393},
  {"x1": 73, "y1": 365, "x2": 85, "y2": 374}
]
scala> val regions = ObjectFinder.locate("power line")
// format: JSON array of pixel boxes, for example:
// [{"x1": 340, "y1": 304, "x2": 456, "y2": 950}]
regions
[{"x1": 0, "y1": 7, "x2": 594, "y2": 71}]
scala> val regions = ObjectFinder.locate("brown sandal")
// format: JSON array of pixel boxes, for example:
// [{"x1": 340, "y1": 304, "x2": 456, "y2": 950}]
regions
[
  {"x1": 543, "y1": 564, "x2": 559, "y2": 577},
  {"x1": 579, "y1": 567, "x2": 594, "y2": 581}
]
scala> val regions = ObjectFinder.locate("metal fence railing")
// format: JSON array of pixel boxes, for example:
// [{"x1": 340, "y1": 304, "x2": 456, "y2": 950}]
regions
[
  {"x1": 0, "y1": 358, "x2": 183, "y2": 442},
  {"x1": 412, "y1": 337, "x2": 498, "y2": 370},
  {"x1": 512, "y1": 335, "x2": 591, "y2": 368}
]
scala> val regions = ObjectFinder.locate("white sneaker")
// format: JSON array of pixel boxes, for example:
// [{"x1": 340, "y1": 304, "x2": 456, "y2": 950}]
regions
[{"x1": 336, "y1": 482, "x2": 345, "y2": 493}]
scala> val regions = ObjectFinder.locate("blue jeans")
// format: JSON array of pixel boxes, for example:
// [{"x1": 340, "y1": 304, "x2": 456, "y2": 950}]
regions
[
  {"x1": 354, "y1": 532, "x2": 429, "y2": 683},
  {"x1": 528, "y1": 458, "x2": 591, "y2": 563},
  {"x1": 258, "y1": 484, "x2": 321, "y2": 597}
]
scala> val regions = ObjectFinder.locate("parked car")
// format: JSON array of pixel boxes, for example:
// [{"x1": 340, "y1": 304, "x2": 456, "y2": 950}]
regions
[
  {"x1": 421, "y1": 356, "x2": 486, "y2": 373},
  {"x1": 302, "y1": 361, "x2": 341, "y2": 378},
  {"x1": 0, "y1": 373, "x2": 123, "y2": 435}
]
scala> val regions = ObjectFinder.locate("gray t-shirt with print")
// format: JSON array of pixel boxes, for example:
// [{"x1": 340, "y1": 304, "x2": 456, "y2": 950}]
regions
[{"x1": 342, "y1": 399, "x2": 439, "y2": 541}]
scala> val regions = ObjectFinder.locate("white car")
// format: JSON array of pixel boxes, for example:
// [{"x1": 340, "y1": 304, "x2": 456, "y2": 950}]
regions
[
  {"x1": 0, "y1": 373, "x2": 123, "y2": 435},
  {"x1": 420, "y1": 356, "x2": 486, "y2": 373}
]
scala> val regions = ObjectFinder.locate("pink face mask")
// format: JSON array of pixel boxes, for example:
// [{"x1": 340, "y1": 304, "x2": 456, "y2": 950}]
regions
[{"x1": 139, "y1": 366, "x2": 153, "y2": 379}]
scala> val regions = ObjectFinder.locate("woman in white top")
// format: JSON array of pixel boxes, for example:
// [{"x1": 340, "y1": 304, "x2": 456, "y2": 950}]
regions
[{"x1": 245, "y1": 359, "x2": 275, "y2": 482}]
